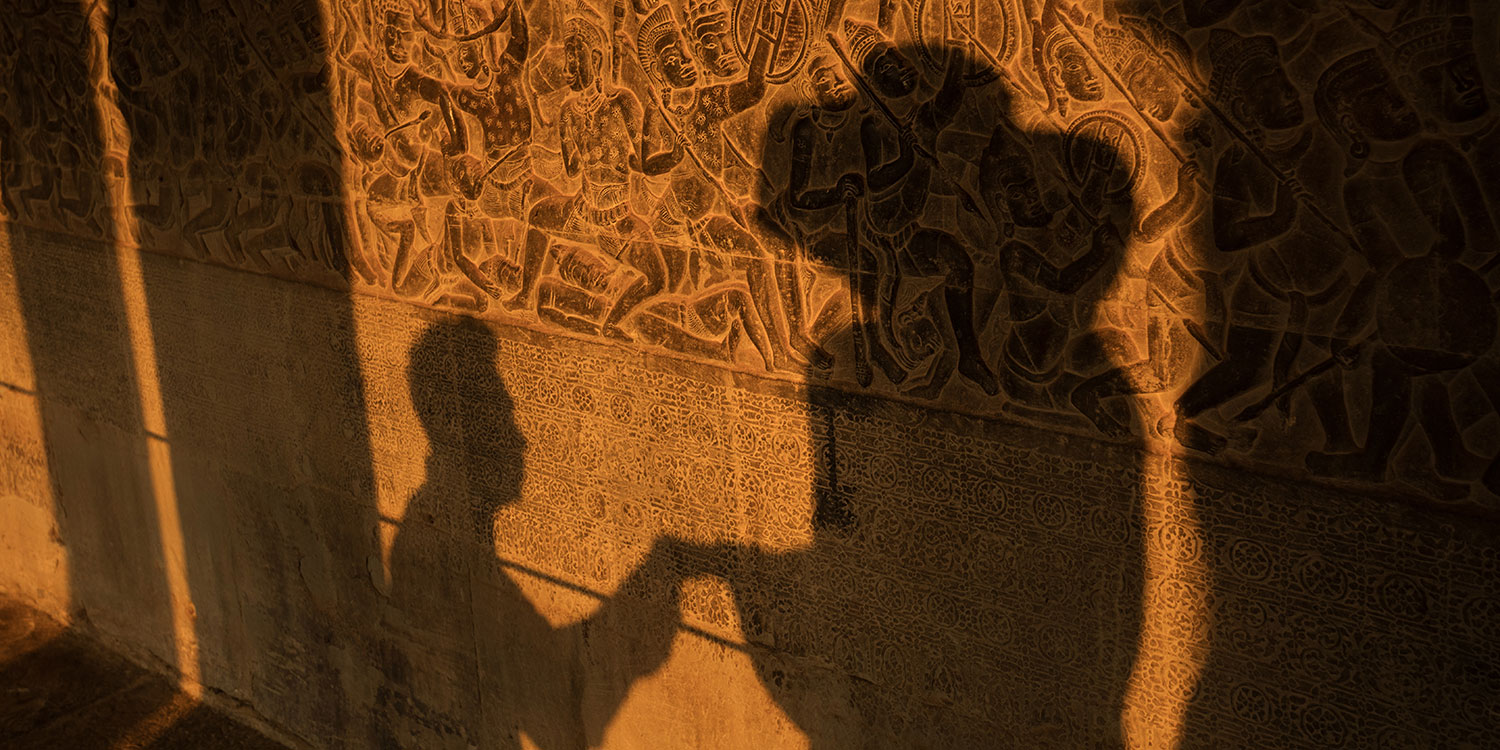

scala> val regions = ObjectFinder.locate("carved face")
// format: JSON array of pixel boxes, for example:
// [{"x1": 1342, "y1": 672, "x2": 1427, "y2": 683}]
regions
[
  {"x1": 1348, "y1": 76, "x2": 1420, "y2": 141},
  {"x1": 350, "y1": 121, "x2": 386, "y2": 162},
  {"x1": 382, "y1": 12, "x2": 415, "y2": 65},
  {"x1": 451, "y1": 155, "x2": 485, "y2": 200},
  {"x1": 1414, "y1": 53, "x2": 1488, "y2": 123},
  {"x1": 143, "y1": 35, "x2": 181, "y2": 78},
  {"x1": 993, "y1": 159, "x2": 1053, "y2": 228},
  {"x1": 673, "y1": 175, "x2": 714, "y2": 220},
  {"x1": 221, "y1": 31, "x2": 252, "y2": 70},
  {"x1": 653, "y1": 33, "x2": 699, "y2": 88},
  {"x1": 692, "y1": 19, "x2": 740, "y2": 78},
  {"x1": 1054, "y1": 43, "x2": 1103, "y2": 101},
  {"x1": 1236, "y1": 57, "x2": 1303, "y2": 130},
  {"x1": 257, "y1": 30, "x2": 285, "y2": 70},
  {"x1": 894, "y1": 302, "x2": 939, "y2": 361},
  {"x1": 115, "y1": 49, "x2": 143, "y2": 89},
  {"x1": 1124, "y1": 62, "x2": 1178, "y2": 121},
  {"x1": 809, "y1": 61, "x2": 856, "y2": 111},
  {"x1": 457, "y1": 41, "x2": 488, "y2": 80},
  {"x1": 866, "y1": 46, "x2": 917, "y2": 98},
  {"x1": 564, "y1": 33, "x2": 598, "y2": 91}
]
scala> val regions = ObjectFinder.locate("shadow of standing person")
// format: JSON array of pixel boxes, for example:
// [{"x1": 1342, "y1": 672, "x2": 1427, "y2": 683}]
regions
[
  {"x1": 657, "y1": 21, "x2": 1149, "y2": 746},
  {"x1": 378, "y1": 318, "x2": 530, "y2": 749},
  {"x1": 383, "y1": 318, "x2": 688, "y2": 749}
]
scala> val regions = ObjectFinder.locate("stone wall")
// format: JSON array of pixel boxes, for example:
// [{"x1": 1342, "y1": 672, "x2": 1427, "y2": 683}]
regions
[{"x1": 2, "y1": 0, "x2": 1498, "y2": 747}]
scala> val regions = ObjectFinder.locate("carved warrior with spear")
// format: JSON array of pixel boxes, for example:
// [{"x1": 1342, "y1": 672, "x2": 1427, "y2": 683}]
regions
[
  {"x1": 1054, "y1": 11, "x2": 1201, "y2": 177},
  {"x1": 632, "y1": 0, "x2": 831, "y2": 370},
  {"x1": 1045, "y1": 10, "x2": 1227, "y2": 363},
  {"x1": 503, "y1": 16, "x2": 676, "y2": 342},
  {"x1": 819, "y1": 22, "x2": 1000, "y2": 395},
  {"x1": 1073, "y1": 3, "x2": 1370, "y2": 255},
  {"x1": 824, "y1": 32, "x2": 992, "y2": 227}
]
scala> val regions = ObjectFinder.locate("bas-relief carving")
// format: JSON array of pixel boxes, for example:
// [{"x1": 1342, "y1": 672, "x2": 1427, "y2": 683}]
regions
[
  {"x1": 365, "y1": 317, "x2": 1498, "y2": 748},
  {"x1": 5, "y1": 0, "x2": 1497, "y2": 507},
  {"x1": 3, "y1": 0, "x2": 1500, "y2": 748}
]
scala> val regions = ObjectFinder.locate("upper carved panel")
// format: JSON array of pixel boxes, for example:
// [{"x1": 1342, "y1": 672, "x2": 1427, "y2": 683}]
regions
[{"x1": 2, "y1": 0, "x2": 1498, "y2": 509}]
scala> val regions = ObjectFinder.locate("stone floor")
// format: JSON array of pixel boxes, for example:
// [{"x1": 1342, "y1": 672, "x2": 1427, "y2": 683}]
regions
[{"x1": 0, "y1": 598, "x2": 289, "y2": 749}]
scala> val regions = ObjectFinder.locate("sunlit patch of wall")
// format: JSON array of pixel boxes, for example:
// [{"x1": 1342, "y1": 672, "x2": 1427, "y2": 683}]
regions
[
  {"x1": 1064, "y1": 9, "x2": 1214, "y2": 744},
  {"x1": 3, "y1": 0, "x2": 1499, "y2": 747},
  {"x1": 348, "y1": 292, "x2": 820, "y2": 746},
  {"x1": 0, "y1": 216, "x2": 70, "y2": 619}
]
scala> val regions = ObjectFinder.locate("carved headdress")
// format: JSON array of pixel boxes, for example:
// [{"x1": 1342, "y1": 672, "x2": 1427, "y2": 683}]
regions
[
  {"x1": 1205, "y1": 29, "x2": 1279, "y2": 106},
  {"x1": 1094, "y1": 23, "x2": 1149, "y2": 76},
  {"x1": 1315, "y1": 49, "x2": 1392, "y2": 127},
  {"x1": 1392, "y1": 13, "x2": 1478, "y2": 85},
  {"x1": 375, "y1": 0, "x2": 413, "y2": 26},
  {"x1": 1392, "y1": 15, "x2": 1473, "y2": 70},
  {"x1": 1315, "y1": 48, "x2": 1406, "y2": 162},
  {"x1": 1029, "y1": 1, "x2": 1095, "y2": 116},
  {"x1": 843, "y1": 18, "x2": 886, "y2": 71},
  {"x1": 1114, "y1": 16, "x2": 1192, "y2": 76},
  {"x1": 1032, "y1": 19, "x2": 1075, "y2": 72},
  {"x1": 637, "y1": 3, "x2": 683, "y2": 77},
  {"x1": 686, "y1": 0, "x2": 730, "y2": 38},
  {"x1": 684, "y1": 0, "x2": 741, "y2": 76},
  {"x1": 1388, "y1": 11, "x2": 1486, "y2": 122},
  {"x1": 564, "y1": 14, "x2": 606, "y2": 49}
]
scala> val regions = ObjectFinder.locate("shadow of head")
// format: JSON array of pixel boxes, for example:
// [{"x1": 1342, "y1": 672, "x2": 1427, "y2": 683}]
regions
[
  {"x1": 733, "y1": 21, "x2": 1145, "y2": 748},
  {"x1": 755, "y1": 21, "x2": 1136, "y2": 411},
  {"x1": 408, "y1": 318, "x2": 526, "y2": 536}
]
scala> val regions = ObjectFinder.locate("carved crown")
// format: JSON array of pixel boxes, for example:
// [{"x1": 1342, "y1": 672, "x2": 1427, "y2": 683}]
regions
[
  {"x1": 686, "y1": 0, "x2": 730, "y2": 35},
  {"x1": 1206, "y1": 29, "x2": 1278, "y2": 104},
  {"x1": 637, "y1": 3, "x2": 682, "y2": 75},
  {"x1": 1391, "y1": 15, "x2": 1474, "y2": 72},
  {"x1": 843, "y1": 18, "x2": 885, "y2": 70}
]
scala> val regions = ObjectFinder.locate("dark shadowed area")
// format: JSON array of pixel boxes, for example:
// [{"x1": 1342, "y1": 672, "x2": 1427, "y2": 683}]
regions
[{"x1": 1, "y1": 0, "x2": 1498, "y2": 748}]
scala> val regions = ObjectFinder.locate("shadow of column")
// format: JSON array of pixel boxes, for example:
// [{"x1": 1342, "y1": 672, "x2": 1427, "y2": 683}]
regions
[
  {"x1": 0, "y1": 0, "x2": 180, "y2": 672},
  {"x1": 103, "y1": 0, "x2": 381, "y2": 741}
]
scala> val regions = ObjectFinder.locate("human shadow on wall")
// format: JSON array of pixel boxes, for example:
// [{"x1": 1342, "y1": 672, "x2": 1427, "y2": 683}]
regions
[
  {"x1": 384, "y1": 318, "x2": 688, "y2": 749},
  {"x1": 649, "y1": 27, "x2": 1150, "y2": 745}
]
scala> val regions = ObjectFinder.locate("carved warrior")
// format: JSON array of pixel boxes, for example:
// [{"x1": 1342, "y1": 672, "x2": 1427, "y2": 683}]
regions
[
  {"x1": 346, "y1": 2, "x2": 475, "y2": 294},
  {"x1": 1303, "y1": 35, "x2": 1499, "y2": 488},
  {"x1": 779, "y1": 62, "x2": 855, "y2": 256},
  {"x1": 420, "y1": 0, "x2": 551, "y2": 220},
  {"x1": 1204, "y1": 28, "x2": 1304, "y2": 136},
  {"x1": 634, "y1": 0, "x2": 824, "y2": 371},
  {"x1": 1310, "y1": 134, "x2": 1499, "y2": 490},
  {"x1": 638, "y1": 3, "x2": 699, "y2": 88},
  {"x1": 506, "y1": 15, "x2": 672, "y2": 342},
  {"x1": 836, "y1": 18, "x2": 998, "y2": 395},
  {"x1": 1315, "y1": 49, "x2": 1420, "y2": 170},
  {"x1": 1171, "y1": 28, "x2": 1314, "y2": 457},
  {"x1": 978, "y1": 119, "x2": 1130, "y2": 418},
  {"x1": 1388, "y1": 13, "x2": 1488, "y2": 124}
]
